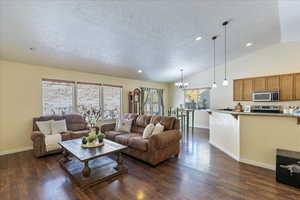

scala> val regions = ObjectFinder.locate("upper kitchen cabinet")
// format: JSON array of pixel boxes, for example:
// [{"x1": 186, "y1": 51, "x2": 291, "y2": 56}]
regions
[
  {"x1": 266, "y1": 76, "x2": 280, "y2": 91},
  {"x1": 242, "y1": 79, "x2": 253, "y2": 101},
  {"x1": 233, "y1": 72, "x2": 300, "y2": 101},
  {"x1": 279, "y1": 74, "x2": 294, "y2": 101},
  {"x1": 294, "y1": 73, "x2": 300, "y2": 100},
  {"x1": 253, "y1": 77, "x2": 266, "y2": 91},
  {"x1": 233, "y1": 79, "x2": 243, "y2": 101}
]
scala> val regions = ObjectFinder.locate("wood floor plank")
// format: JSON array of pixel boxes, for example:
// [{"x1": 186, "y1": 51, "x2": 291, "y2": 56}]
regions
[{"x1": 0, "y1": 128, "x2": 299, "y2": 200}]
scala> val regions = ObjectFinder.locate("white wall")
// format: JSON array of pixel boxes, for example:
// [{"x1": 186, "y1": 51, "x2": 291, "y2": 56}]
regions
[{"x1": 169, "y1": 42, "x2": 300, "y2": 128}]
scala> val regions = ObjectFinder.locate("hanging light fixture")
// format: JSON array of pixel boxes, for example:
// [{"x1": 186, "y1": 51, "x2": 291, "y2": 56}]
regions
[
  {"x1": 212, "y1": 36, "x2": 217, "y2": 88},
  {"x1": 175, "y1": 69, "x2": 189, "y2": 89},
  {"x1": 222, "y1": 20, "x2": 229, "y2": 86}
]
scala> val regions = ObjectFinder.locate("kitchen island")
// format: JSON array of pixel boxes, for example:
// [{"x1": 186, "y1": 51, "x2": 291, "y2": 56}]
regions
[{"x1": 208, "y1": 109, "x2": 300, "y2": 170}]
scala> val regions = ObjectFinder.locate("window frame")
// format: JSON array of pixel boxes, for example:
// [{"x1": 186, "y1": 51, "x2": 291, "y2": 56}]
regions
[
  {"x1": 184, "y1": 87, "x2": 211, "y2": 110},
  {"x1": 102, "y1": 84, "x2": 123, "y2": 120},
  {"x1": 42, "y1": 79, "x2": 123, "y2": 121},
  {"x1": 42, "y1": 78, "x2": 76, "y2": 115}
]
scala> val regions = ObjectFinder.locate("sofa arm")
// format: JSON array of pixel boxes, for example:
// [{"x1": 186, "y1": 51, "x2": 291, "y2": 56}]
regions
[
  {"x1": 31, "y1": 131, "x2": 45, "y2": 141},
  {"x1": 101, "y1": 123, "x2": 116, "y2": 133},
  {"x1": 31, "y1": 131, "x2": 46, "y2": 157},
  {"x1": 149, "y1": 130, "x2": 182, "y2": 150}
]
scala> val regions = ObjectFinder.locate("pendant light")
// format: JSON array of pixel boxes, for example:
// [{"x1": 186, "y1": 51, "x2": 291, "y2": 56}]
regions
[
  {"x1": 212, "y1": 36, "x2": 217, "y2": 88},
  {"x1": 222, "y1": 20, "x2": 229, "y2": 86},
  {"x1": 175, "y1": 69, "x2": 189, "y2": 89}
]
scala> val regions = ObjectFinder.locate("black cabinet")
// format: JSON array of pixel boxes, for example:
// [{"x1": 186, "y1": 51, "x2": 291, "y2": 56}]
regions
[{"x1": 276, "y1": 149, "x2": 300, "y2": 188}]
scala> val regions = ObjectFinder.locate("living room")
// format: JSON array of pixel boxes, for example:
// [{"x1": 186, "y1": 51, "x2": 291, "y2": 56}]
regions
[{"x1": 1, "y1": 1, "x2": 300, "y2": 200}]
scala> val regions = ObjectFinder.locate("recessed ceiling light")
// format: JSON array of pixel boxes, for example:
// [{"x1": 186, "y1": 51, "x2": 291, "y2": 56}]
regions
[
  {"x1": 246, "y1": 42, "x2": 253, "y2": 47},
  {"x1": 138, "y1": 69, "x2": 143, "y2": 73},
  {"x1": 195, "y1": 36, "x2": 202, "y2": 41}
]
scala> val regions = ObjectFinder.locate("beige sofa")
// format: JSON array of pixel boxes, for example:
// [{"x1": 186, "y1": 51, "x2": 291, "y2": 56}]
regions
[{"x1": 101, "y1": 114, "x2": 182, "y2": 166}]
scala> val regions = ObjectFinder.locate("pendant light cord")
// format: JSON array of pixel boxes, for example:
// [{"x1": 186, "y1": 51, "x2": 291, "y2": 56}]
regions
[
  {"x1": 213, "y1": 37, "x2": 216, "y2": 83},
  {"x1": 224, "y1": 24, "x2": 227, "y2": 80}
]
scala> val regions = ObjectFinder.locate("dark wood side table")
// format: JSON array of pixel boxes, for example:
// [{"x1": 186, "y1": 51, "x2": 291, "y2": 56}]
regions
[{"x1": 58, "y1": 138, "x2": 128, "y2": 190}]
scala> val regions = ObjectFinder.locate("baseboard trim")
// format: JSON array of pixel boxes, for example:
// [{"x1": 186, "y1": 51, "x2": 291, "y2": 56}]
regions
[
  {"x1": 209, "y1": 141, "x2": 240, "y2": 161},
  {"x1": 239, "y1": 158, "x2": 276, "y2": 171},
  {"x1": 209, "y1": 141, "x2": 276, "y2": 171},
  {"x1": 194, "y1": 125, "x2": 209, "y2": 129},
  {"x1": 0, "y1": 146, "x2": 33, "y2": 156}
]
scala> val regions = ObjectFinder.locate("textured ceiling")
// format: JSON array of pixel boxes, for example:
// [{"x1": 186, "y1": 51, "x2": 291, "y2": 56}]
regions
[{"x1": 0, "y1": 0, "x2": 295, "y2": 82}]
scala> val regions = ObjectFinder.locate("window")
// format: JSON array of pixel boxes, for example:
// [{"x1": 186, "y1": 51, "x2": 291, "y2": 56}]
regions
[
  {"x1": 184, "y1": 88, "x2": 210, "y2": 110},
  {"x1": 103, "y1": 85, "x2": 122, "y2": 120},
  {"x1": 42, "y1": 80, "x2": 75, "y2": 115},
  {"x1": 77, "y1": 83, "x2": 101, "y2": 109},
  {"x1": 42, "y1": 79, "x2": 122, "y2": 121},
  {"x1": 142, "y1": 88, "x2": 164, "y2": 115}
]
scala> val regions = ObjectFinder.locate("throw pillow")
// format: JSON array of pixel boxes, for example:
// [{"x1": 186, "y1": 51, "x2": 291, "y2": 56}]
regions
[
  {"x1": 143, "y1": 123, "x2": 155, "y2": 139},
  {"x1": 36, "y1": 120, "x2": 52, "y2": 135},
  {"x1": 152, "y1": 122, "x2": 165, "y2": 135},
  {"x1": 115, "y1": 119, "x2": 133, "y2": 133},
  {"x1": 51, "y1": 120, "x2": 67, "y2": 135}
]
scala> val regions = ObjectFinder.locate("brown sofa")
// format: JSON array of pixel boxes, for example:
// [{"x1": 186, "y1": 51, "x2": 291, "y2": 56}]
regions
[
  {"x1": 31, "y1": 114, "x2": 90, "y2": 157},
  {"x1": 101, "y1": 114, "x2": 182, "y2": 166}
]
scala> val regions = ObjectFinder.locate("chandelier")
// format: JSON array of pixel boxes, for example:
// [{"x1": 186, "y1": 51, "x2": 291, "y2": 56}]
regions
[{"x1": 175, "y1": 69, "x2": 189, "y2": 89}]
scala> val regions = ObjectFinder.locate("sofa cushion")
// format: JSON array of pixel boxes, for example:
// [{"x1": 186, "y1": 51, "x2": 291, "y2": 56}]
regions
[
  {"x1": 70, "y1": 130, "x2": 90, "y2": 139},
  {"x1": 128, "y1": 136, "x2": 149, "y2": 151},
  {"x1": 64, "y1": 114, "x2": 88, "y2": 131},
  {"x1": 51, "y1": 120, "x2": 67, "y2": 135},
  {"x1": 115, "y1": 119, "x2": 133, "y2": 132},
  {"x1": 152, "y1": 122, "x2": 165, "y2": 135},
  {"x1": 150, "y1": 115, "x2": 162, "y2": 125},
  {"x1": 33, "y1": 115, "x2": 64, "y2": 131},
  {"x1": 67, "y1": 123, "x2": 87, "y2": 131},
  {"x1": 142, "y1": 123, "x2": 155, "y2": 139},
  {"x1": 114, "y1": 133, "x2": 140, "y2": 145},
  {"x1": 105, "y1": 130, "x2": 127, "y2": 140},
  {"x1": 131, "y1": 126, "x2": 145, "y2": 134},
  {"x1": 160, "y1": 116, "x2": 176, "y2": 130},
  {"x1": 136, "y1": 115, "x2": 151, "y2": 127},
  {"x1": 36, "y1": 120, "x2": 52, "y2": 135}
]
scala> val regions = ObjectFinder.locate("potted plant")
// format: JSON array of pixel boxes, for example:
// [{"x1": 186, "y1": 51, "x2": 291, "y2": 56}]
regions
[{"x1": 97, "y1": 133, "x2": 105, "y2": 143}]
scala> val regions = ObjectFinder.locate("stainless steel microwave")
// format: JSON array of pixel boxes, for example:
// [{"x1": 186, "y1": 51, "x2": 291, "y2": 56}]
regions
[{"x1": 252, "y1": 91, "x2": 279, "y2": 102}]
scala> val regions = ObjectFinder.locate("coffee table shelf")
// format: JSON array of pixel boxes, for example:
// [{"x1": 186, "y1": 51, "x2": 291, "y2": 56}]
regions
[{"x1": 58, "y1": 138, "x2": 127, "y2": 190}]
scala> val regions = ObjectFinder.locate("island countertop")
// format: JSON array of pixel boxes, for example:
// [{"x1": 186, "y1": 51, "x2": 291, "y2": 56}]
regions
[{"x1": 207, "y1": 109, "x2": 300, "y2": 119}]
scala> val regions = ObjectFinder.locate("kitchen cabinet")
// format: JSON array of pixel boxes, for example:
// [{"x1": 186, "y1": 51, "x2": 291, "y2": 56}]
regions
[
  {"x1": 294, "y1": 73, "x2": 300, "y2": 100},
  {"x1": 233, "y1": 79, "x2": 243, "y2": 101},
  {"x1": 253, "y1": 77, "x2": 266, "y2": 91},
  {"x1": 266, "y1": 76, "x2": 280, "y2": 91},
  {"x1": 233, "y1": 72, "x2": 300, "y2": 101},
  {"x1": 279, "y1": 74, "x2": 294, "y2": 101},
  {"x1": 242, "y1": 79, "x2": 253, "y2": 101}
]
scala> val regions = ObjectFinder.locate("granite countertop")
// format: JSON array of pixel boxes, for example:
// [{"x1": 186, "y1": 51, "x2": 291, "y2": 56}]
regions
[{"x1": 208, "y1": 109, "x2": 300, "y2": 118}]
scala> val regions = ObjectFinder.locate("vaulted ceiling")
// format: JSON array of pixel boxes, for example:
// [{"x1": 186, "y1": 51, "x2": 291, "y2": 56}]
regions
[{"x1": 0, "y1": 0, "x2": 299, "y2": 82}]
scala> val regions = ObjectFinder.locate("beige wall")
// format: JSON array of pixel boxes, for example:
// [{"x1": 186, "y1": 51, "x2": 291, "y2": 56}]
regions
[
  {"x1": 169, "y1": 42, "x2": 300, "y2": 128},
  {"x1": 209, "y1": 111, "x2": 300, "y2": 169},
  {"x1": 0, "y1": 60, "x2": 169, "y2": 154},
  {"x1": 240, "y1": 115, "x2": 300, "y2": 168}
]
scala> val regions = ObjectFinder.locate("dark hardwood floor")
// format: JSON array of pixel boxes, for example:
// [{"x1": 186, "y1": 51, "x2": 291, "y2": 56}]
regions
[{"x1": 1, "y1": 128, "x2": 300, "y2": 200}]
